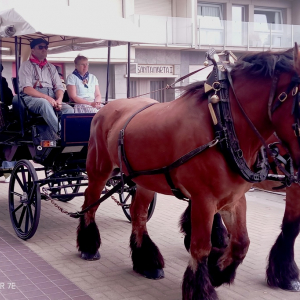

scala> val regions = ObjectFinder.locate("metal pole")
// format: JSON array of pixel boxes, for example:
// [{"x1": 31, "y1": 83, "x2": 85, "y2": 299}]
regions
[
  {"x1": 0, "y1": 38, "x2": 6, "y2": 130},
  {"x1": 291, "y1": 25, "x2": 294, "y2": 48},
  {"x1": 105, "y1": 41, "x2": 111, "y2": 104},
  {"x1": 18, "y1": 37, "x2": 21, "y2": 67},
  {"x1": 270, "y1": 24, "x2": 272, "y2": 50},
  {"x1": 15, "y1": 36, "x2": 24, "y2": 136},
  {"x1": 0, "y1": 38, "x2": 3, "y2": 103},
  {"x1": 127, "y1": 42, "x2": 130, "y2": 98}
]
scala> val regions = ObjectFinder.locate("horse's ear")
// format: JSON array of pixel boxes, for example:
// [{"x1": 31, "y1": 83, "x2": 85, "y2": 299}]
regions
[{"x1": 294, "y1": 42, "x2": 300, "y2": 74}]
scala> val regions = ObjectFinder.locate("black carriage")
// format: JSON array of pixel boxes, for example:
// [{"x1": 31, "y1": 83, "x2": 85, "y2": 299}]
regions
[{"x1": 0, "y1": 9, "x2": 157, "y2": 240}]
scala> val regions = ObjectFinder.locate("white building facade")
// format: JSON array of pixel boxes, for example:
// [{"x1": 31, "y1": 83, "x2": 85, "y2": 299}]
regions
[{"x1": 1, "y1": 0, "x2": 300, "y2": 102}]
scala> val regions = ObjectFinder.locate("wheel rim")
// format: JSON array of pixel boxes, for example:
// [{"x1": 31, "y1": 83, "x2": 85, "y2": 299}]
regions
[
  {"x1": 45, "y1": 169, "x2": 81, "y2": 202},
  {"x1": 119, "y1": 188, "x2": 157, "y2": 222},
  {"x1": 9, "y1": 160, "x2": 41, "y2": 240}
]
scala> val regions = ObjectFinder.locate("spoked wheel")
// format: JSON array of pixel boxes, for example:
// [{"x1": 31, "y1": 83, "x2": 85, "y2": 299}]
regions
[
  {"x1": 106, "y1": 176, "x2": 157, "y2": 222},
  {"x1": 8, "y1": 160, "x2": 41, "y2": 240},
  {"x1": 44, "y1": 169, "x2": 81, "y2": 202},
  {"x1": 119, "y1": 185, "x2": 157, "y2": 222}
]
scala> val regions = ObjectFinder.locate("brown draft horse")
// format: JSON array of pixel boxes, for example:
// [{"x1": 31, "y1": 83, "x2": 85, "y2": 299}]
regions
[
  {"x1": 266, "y1": 176, "x2": 300, "y2": 291},
  {"x1": 77, "y1": 46, "x2": 300, "y2": 300},
  {"x1": 254, "y1": 135, "x2": 300, "y2": 291}
]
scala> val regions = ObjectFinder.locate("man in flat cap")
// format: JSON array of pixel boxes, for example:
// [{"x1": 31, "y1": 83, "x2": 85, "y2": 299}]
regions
[{"x1": 17, "y1": 38, "x2": 73, "y2": 139}]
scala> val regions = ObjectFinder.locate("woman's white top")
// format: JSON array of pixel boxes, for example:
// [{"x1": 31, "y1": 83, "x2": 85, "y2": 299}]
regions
[{"x1": 66, "y1": 73, "x2": 99, "y2": 101}]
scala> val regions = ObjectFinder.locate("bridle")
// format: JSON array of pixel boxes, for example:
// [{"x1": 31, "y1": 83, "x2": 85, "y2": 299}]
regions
[
  {"x1": 268, "y1": 71, "x2": 300, "y2": 183},
  {"x1": 268, "y1": 71, "x2": 300, "y2": 141},
  {"x1": 216, "y1": 54, "x2": 300, "y2": 185}
]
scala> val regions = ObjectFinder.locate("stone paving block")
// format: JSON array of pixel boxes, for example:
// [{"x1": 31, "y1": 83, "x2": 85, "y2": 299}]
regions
[{"x1": 0, "y1": 183, "x2": 298, "y2": 299}]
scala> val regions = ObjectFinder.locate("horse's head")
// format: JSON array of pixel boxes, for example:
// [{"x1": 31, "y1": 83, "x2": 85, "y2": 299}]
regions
[{"x1": 270, "y1": 43, "x2": 300, "y2": 168}]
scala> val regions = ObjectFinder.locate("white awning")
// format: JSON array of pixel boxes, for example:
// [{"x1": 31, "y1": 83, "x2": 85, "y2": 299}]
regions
[{"x1": 0, "y1": 6, "x2": 157, "y2": 50}]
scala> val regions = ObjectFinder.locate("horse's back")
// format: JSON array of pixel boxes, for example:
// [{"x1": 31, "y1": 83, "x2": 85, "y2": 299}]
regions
[{"x1": 89, "y1": 97, "x2": 159, "y2": 165}]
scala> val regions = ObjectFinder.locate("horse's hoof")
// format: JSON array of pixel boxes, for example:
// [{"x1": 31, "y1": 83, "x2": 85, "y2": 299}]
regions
[
  {"x1": 282, "y1": 280, "x2": 300, "y2": 292},
  {"x1": 134, "y1": 267, "x2": 164, "y2": 280},
  {"x1": 80, "y1": 250, "x2": 101, "y2": 261}
]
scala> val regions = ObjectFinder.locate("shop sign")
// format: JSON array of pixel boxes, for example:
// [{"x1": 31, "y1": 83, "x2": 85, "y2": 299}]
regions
[{"x1": 137, "y1": 64, "x2": 174, "y2": 74}]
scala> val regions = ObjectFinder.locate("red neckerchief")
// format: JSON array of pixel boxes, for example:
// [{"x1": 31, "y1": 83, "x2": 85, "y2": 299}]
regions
[{"x1": 29, "y1": 54, "x2": 47, "y2": 69}]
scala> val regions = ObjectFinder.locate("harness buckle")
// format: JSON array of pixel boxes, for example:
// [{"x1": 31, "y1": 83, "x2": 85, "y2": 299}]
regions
[
  {"x1": 278, "y1": 92, "x2": 287, "y2": 102},
  {"x1": 292, "y1": 123, "x2": 300, "y2": 137},
  {"x1": 292, "y1": 86, "x2": 299, "y2": 96},
  {"x1": 212, "y1": 82, "x2": 221, "y2": 91},
  {"x1": 209, "y1": 139, "x2": 219, "y2": 148}
]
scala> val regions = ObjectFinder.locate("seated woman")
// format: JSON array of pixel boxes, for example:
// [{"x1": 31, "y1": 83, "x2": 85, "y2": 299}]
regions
[{"x1": 66, "y1": 55, "x2": 102, "y2": 113}]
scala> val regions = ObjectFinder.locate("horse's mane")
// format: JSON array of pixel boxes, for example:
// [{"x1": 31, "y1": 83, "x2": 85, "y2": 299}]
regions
[
  {"x1": 231, "y1": 48, "x2": 294, "y2": 77},
  {"x1": 179, "y1": 81, "x2": 206, "y2": 100},
  {"x1": 180, "y1": 48, "x2": 294, "y2": 99}
]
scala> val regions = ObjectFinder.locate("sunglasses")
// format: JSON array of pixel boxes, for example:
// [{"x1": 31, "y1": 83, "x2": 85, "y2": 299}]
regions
[{"x1": 37, "y1": 45, "x2": 48, "y2": 50}]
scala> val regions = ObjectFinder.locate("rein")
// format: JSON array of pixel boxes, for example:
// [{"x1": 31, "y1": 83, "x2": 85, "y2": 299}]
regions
[{"x1": 128, "y1": 65, "x2": 211, "y2": 99}]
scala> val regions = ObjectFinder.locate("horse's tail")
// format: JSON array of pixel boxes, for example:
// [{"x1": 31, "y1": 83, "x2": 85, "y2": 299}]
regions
[{"x1": 179, "y1": 201, "x2": 191, "y2": 236}]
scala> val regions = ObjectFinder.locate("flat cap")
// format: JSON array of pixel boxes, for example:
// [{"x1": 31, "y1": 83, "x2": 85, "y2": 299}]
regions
[{"x1": 30, "y1": 38, "x2": 49, "y2": 49}]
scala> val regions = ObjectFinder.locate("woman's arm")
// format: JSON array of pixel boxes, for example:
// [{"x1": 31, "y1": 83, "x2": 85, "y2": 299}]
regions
[
  {"x1": 91, "y1": 85, "x2": 102, "y2": 108},
  {"x1": 94, "y1": 85, "x2": 101, "y2": 102},
  {"x1": 66, "y1": 85, "x2": 92, "y2": 105}
]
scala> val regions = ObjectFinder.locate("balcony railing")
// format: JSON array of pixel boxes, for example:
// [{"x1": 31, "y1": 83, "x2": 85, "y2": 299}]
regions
[
  {"x1": 198, "y1": 19, "x2": 297, "y2": 49},
  {"x1": 130, "y1": 14, "x2": 300, "y2": 50},
  {"x1": 129, "y1": 15, "x2": 193, "y2": 46}
]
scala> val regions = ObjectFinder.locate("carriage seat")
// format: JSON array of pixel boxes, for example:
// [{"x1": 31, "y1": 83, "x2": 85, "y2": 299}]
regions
[{"x1": 11, "y1": 77, "x2": 45, "y2": 126}]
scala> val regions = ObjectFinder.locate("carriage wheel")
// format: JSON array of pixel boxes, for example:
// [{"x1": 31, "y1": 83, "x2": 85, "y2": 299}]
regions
[
  {"x1": 44, "y1": 169, "x2": 81, "y2": 202},
  {"x1": 8, "y1": 160, "x2": 41, "y2": 240},
  {"x1": 119, "y1": 187, "x2": 157, "y2": 222}
]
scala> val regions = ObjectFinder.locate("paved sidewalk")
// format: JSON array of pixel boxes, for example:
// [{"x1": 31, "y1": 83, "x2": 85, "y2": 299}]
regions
[{"x1": 0, "y1": 177, "x2": 299, "y2": 299}]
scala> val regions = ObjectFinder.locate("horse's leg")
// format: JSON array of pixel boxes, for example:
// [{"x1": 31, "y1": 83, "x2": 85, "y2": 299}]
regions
[
  {"x1": 130, "y1": 185, "x2": 165, "y2": 279},
  {"x1": 77, "y1": 143, "x2": 113, "y2": 261},
  {"x1": 209, "y1": 195, "x2": 250, "y2": 287},
  {"x1": 182, "y1": 198, "x2": 218, "y2": 300},
  {"x1": 180, "y1": 202, "x2": 229, "y2": 251},
  {"x1": 266, "y1": 183, "x2": 300, "y2": 291}
]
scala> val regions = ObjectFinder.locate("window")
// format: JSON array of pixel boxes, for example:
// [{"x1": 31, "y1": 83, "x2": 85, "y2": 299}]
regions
[
  {"x1": 232, "y1": 6, "x2": 245, "y2": 22},
  {"x1": 197, "y1": 3, "x2": 223, "y2": 29},
  {"x1": 232, "y1": 6, "x2": 246, "y2": 46},
  {"x1": 150, "y1": 81, "x2": 165, "y2": 103},
  {"x1": 254, "y1": 8, "x2": 283, "y2": 31},
  {"x1": 253, "y1": 8, "x2": 283, "y2": 47},
  {"x1": 130, "y1": 81, "x2": 137, "y2": 98},
  {"x1": 197, "y1": 3, "x2": 224, "y2": 45}
]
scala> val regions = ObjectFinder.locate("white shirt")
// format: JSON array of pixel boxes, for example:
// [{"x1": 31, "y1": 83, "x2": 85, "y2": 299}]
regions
[{"x1": 66, "y1": 73, "x2": 99, "y2": 101}]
